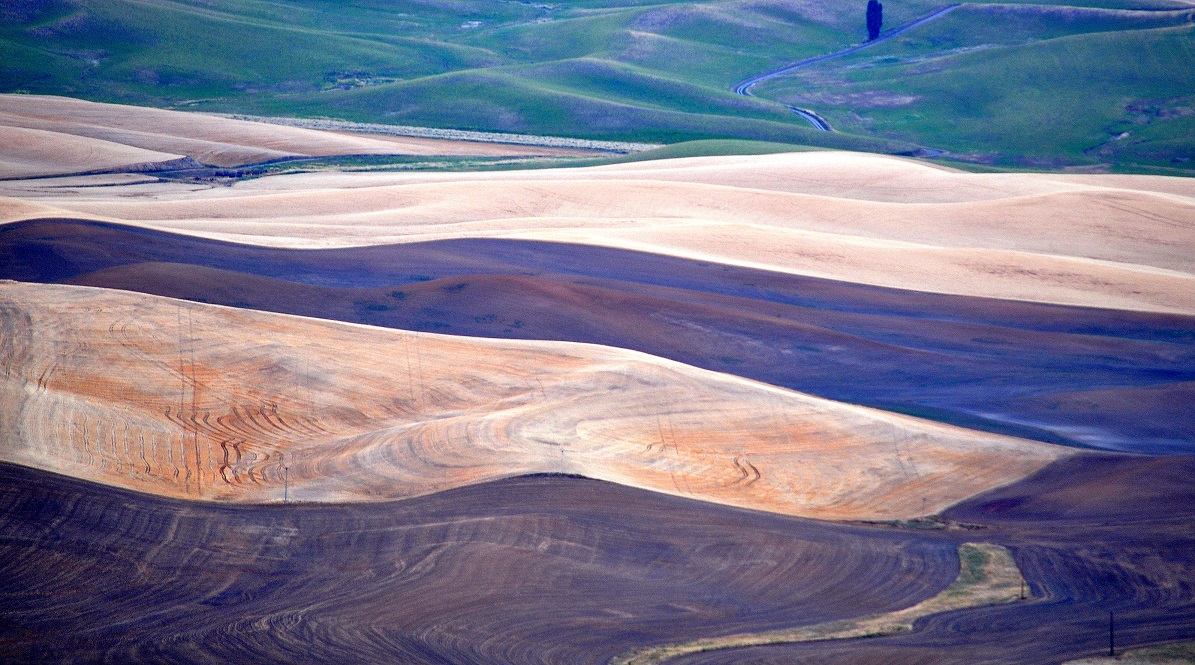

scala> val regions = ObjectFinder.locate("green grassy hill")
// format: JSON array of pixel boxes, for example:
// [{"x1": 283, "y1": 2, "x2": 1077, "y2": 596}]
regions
[
  {"x1": 754, "y1": 3, "x2": 1195, "y2": 172},
  {"x1": 3, "y1": 0, "x2": 1193, "y2": 171}
]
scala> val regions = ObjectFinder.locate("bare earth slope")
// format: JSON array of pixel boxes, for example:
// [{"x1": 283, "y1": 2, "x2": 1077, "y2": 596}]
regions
[
  {"x1": 0, "y1": 282, "x2": 1064, "y2": 519},
  {"x1": 5, "y1": 151, "x2": 1192, "y2": 314},
  {"x1": 0, "y1": 463, "x2": 963, "y2": 664},
  {"x1": 2, "y1": 453, "x2": 1192, "y2": 664},
  {"x1": 672, "y1": 454, "x2": 1195, "y2": 665}
]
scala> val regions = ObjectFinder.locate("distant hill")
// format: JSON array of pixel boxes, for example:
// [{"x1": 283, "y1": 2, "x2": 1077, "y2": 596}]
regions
[{"x1": 2, "y1": 0, "x2": 1193, "y2": 171}]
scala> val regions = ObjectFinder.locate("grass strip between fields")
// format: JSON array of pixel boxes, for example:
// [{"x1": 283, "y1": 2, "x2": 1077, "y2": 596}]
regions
[{"x1": 611, "y1": 542, "x2": 1027, "y2": 665}]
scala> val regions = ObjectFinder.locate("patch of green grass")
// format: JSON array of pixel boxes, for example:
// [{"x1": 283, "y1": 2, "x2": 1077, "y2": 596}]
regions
[
  {"x1": 612, "y1": 31, "x2": 775, "y2": 88},
  {"x1": 602, "y1": 138, "x2": 825, "y2": 162},
  {"x1": 957, "y1": 545, "x2": 990, "y2": 586},
  {"x1": 464, "y1": 10, "x2": 637, "y2": 63},
  {"x1": 0, "y1": 0, "x2": 896, "y2": 149},
  {"x1": 510, "y1": 58, "x2": 792, "y2": 119}
]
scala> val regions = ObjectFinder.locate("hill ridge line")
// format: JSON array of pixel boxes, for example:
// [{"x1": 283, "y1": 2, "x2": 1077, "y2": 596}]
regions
[{"x1": 206, "y1": 113, "x2": 662, "y2": 153}]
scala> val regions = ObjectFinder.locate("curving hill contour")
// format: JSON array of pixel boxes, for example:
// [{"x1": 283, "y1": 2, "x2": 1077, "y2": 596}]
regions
[
  {"x1": 6, "y1": 151, "x2": 1193, "y2": 314},
  {"x1": 5, "y1": 218, "x2": 1193, "y2": 453},
  {"x1": 0, "y1": 282, "x2": 1064, "y2": 519}
]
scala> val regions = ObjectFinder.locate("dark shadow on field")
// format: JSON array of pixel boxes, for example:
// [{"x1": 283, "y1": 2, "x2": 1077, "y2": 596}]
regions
[
  {"x1": 0, "y1": 463, "x2": 957, "y2": 664},
  {"x1": 673, "y1": 453, "x2": 1195, "y2": 665},
  {"x1": 4, "y1": 218, "x2": 1194, "y2": 454},
  {"x1": 2, "y1": 454, "x2": 1193, "y2": 664}
]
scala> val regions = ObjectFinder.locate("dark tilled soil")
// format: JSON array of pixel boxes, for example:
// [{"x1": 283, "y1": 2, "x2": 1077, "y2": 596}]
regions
[
  {"x1": 2, "y1": 454, "x2": 1193, "y2": 663},
  {"x1": 674, "y1": 454, "x2": 1195, "y2": 664},
  {"x1": 0, "y1": 463, "x2": 958, "y2": 664}
]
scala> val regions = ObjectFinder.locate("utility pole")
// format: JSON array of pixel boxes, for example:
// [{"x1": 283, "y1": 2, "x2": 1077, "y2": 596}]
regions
[{"x1": 1109, "y1": 611, "x2": 1115, "y2": 657}]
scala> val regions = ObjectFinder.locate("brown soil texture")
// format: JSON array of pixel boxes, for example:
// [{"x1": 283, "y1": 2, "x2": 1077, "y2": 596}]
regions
[
  {"x1": 2, "y1": 453, "x2": 1193, "y2": 664},
  {"x1": 6, "y1": 218, "x2": 1193, "y2": 454}
]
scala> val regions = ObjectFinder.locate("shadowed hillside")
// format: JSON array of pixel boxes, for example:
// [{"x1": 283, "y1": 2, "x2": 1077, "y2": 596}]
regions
[
  {"x1": 0, "y1": 463, "x2": 961, "y2": 664},
  {"x1": 670, "y1": 454, "x2": 1195, "y2": 663},
  {"x1": 3, "y1": 453, "x2": 1193, "y2": 663},
  {"x1": 5, "y1": 218, "x2": 1193, "y2": 453}
]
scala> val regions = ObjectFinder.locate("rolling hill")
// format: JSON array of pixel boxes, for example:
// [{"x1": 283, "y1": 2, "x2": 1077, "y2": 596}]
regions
[
  {"x1": 3, "y1": 0, "x2": 1193, "y2": 169},
  {"x1": 5, "y1": 218, "x2": 1194, "y2": 453},
  {"x1": 1, "y1": 87, "x2": 1193, "y2": 663},
  {"x1": 0, "y1": 281, "x2": 1066, "y2": 518}
]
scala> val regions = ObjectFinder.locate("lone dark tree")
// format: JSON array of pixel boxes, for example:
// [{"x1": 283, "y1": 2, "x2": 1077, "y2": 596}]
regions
[{"x1": 867, "y1": 0, "x2": 883, "y2": 40}]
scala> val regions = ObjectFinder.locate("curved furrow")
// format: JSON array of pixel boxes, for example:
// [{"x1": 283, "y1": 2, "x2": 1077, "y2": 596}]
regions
[
  {"x1": 0, "y1": 464, "x2": 966, "y2": 664},
  {"x1": 0, "y1": 282, "x2": 1063, "y2": 519},
  {"x1": 669, "y1": 457, "x2": 1195, "y2": 664},
  {"x1": 6, "y1": 451, "x2": 1188, "y2": 665}
]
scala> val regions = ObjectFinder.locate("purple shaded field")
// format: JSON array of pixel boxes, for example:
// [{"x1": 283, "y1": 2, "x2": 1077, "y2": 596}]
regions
[
  {"x1": 2, "y1": 454, "x2": 1194, "y2": 664},
  {"x1": 4, "y1": 218, "x2": 1193, "y2": 453},
  {"x1": 674, "y1": 453, "x2": 1195, "y2": 664},
  {"x1": 0, "y1": 464, "x2": 957, "y2": 664}
]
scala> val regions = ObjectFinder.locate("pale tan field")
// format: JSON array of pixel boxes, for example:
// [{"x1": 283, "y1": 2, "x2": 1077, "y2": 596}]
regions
[
  {"x1": 200, "y1": 149, "x2": 1195, "y2": 202},
  {"x1": 0, "y1": 94, "x2": 590, "y2": 171},
  {"x1": 5, "y1": 149, "x2": 1193, "y2": 314},
  {"x1": 0, "y1": 282, "x2": 1066, "y2": 519},
  {"x1": 0, "y1": 125, "x2": 185, "y2": 179}
]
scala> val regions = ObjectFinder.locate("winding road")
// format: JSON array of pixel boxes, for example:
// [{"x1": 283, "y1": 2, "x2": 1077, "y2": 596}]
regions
[{"x1": 733, "y1": 4, "x2": 962, "y2": 131}]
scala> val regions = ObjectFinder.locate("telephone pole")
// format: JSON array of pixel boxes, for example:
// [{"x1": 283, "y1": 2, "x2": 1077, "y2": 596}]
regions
[{"x1": 1109, "y1": 611, "x2": 1115, "y2": 657}]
